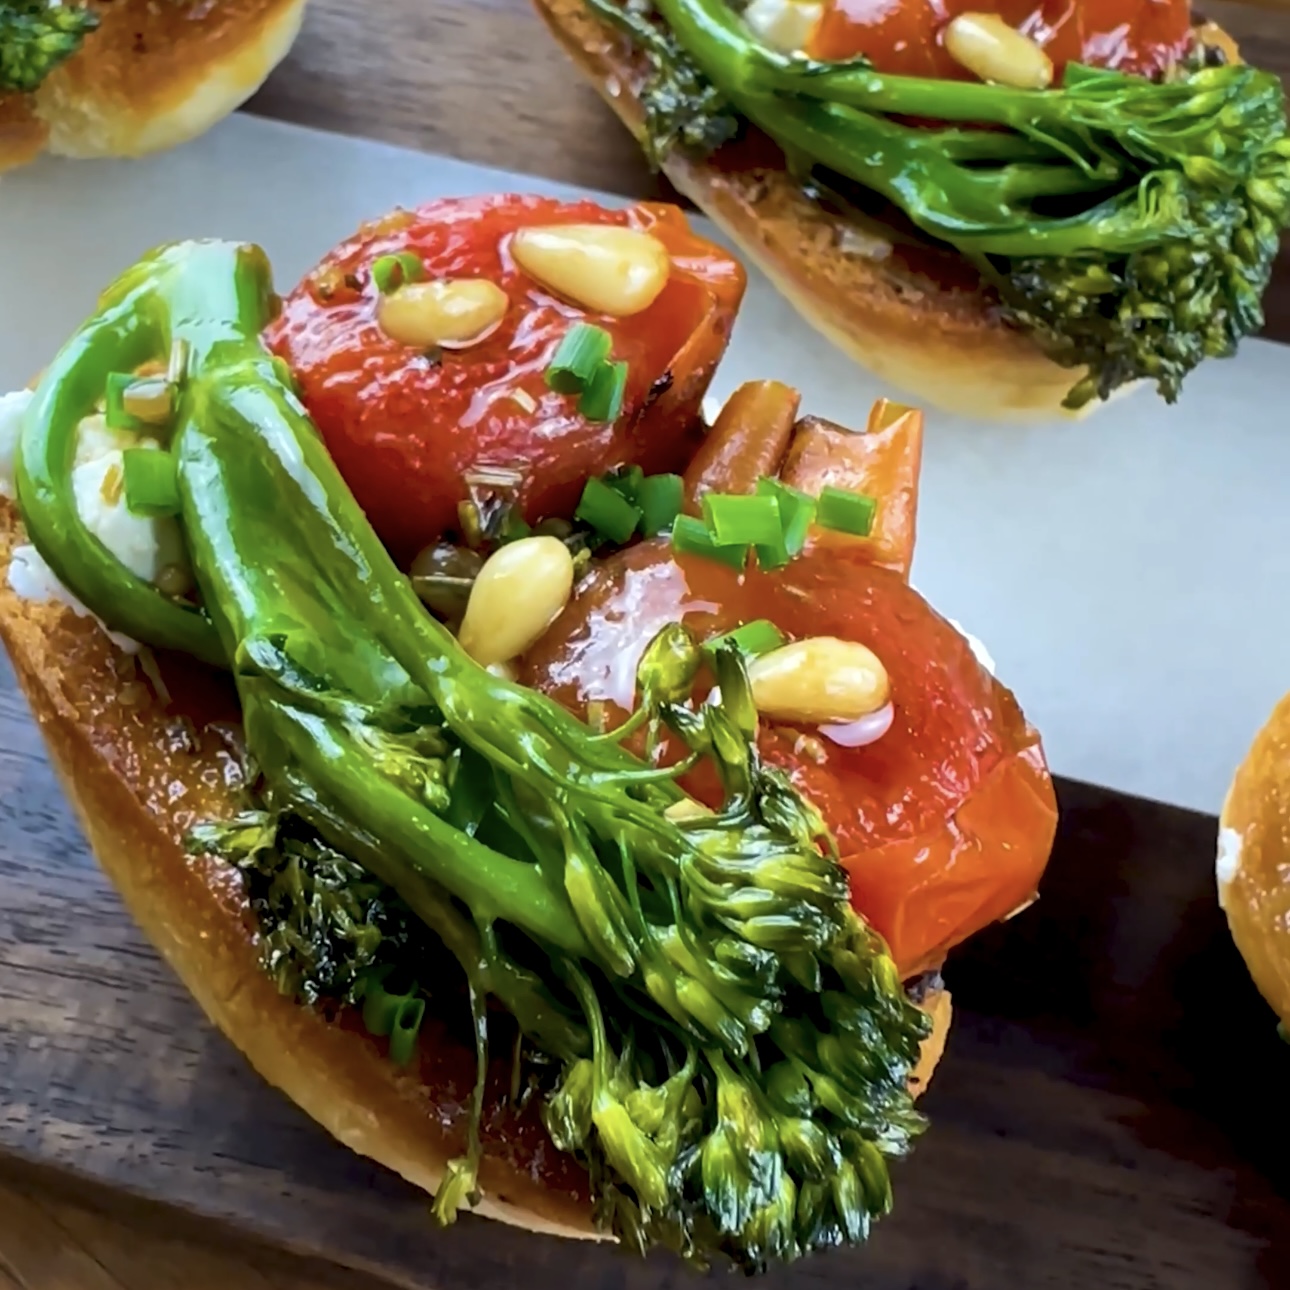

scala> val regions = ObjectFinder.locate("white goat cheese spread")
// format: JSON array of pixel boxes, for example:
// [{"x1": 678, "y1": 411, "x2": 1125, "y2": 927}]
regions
[
  {"x1": 1216, "y1": 826, "x2": 1243, "y2": 908},
  {"x1": 0, "y1": 396, "x2": 188, "y2": 652}
]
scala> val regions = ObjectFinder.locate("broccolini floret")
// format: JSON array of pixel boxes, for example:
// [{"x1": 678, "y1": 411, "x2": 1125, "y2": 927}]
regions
[{"x1": 0, "y1": 1, "x2": 98, "y2": 95}]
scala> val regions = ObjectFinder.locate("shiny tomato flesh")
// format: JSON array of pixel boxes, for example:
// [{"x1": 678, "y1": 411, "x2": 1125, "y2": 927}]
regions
[
  {"x1": 521, "y1": 542, "x2": 1058, "y2": 979},
  {"x1": 265, "y1": 195, "x2": 746, "y2": 562},
  {"x1": 809, "y1": 0, "x2": 1194, "y2": 81}
]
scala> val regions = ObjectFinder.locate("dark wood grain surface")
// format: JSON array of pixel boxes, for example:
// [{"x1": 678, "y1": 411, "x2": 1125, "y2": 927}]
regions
[{"x1": 5, "y1": 0, "x2": 1290, "y2": 1286}]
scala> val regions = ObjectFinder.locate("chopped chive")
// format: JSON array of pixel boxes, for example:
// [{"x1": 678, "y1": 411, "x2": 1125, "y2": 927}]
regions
[
  {"x1": 360, "y1": 970, "x2": 403, "y2": 1038},
  {"x1": 121, "y1": 448, "x2": 180, "y2": 517},
  {"x1": 816, "y1": 485, "x2": 877, "y2": 537},
  {"x1": 706, "y1": 619, "x2": 786, "y2": 658},
  {"x1": 580, "y1": 359, "x2": 628, "y2": 423},
  {"x1": 388, "y1": 995, "x2": 427, "y2": 1067},
  {"x1": 755, "y1": 477, "x2": 817, "y2": 569},
  {"x1": 701, "y1": 492, "x2": 783, "y2": 547},
  {"x1": 671, "y1": 514, "x2": 747, "y2": 572},
  {"x1": 371, "y1": 251, "x2": 424, "y2": 294},
  {"x1": 575, "y1": 476, "x2": 643, "y2": 544},
  {"x1": 167, "y1": 338, "x2": 191, "y2": 387},
  {"x1": 104, "y1": 372, "x2": 149, "y2": 432},
  {"x1": 754, "y1": 528, "x2": 790, "y2": 573},
  {"x1": 605, "y1": 464, "x2": 645, "y2": 505},
  {"x1": 638, "y1": 473, "x2": 684, "y2": 537},
  {"x1": 545, "y1": 323, "x2": 612, "y2": 394}
]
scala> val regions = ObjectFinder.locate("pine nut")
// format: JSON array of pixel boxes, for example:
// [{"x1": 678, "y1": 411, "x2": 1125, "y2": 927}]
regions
[
  {"x1": 457, "y1": 536, "x2": 575, "y2": 667},
  {"x1": 377, "y1": 279, "x2": 509, "y2": 349},
  {"x1": 665, "y1": 798, "x2": 713, "y2": 822},
  {"x1": 510, "y1": 224, "x2": 671, "y2": 317},
  {"x1": 944, "y1": 13, "x2": 1053, "y2": 90},
  {"x1": 121, "y1": 377, "x2": 174, "y2": 426},
  {"x1": 743, "y1": 0, "x2": 823, "y2": 55},
  {"x1": 747, "y1": 637, "x2": 890, "y2": 725}
]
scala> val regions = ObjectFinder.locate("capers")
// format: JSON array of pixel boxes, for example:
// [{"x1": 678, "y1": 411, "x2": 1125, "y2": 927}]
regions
[{"x1": 409, "y1": 541, "x2": 485, "y2": 621}]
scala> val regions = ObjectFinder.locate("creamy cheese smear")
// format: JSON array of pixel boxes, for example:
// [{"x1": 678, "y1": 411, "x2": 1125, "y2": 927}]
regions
[
  {"x1": 1216, "y1": 825, "x2": 1244, "y2": 909},
  {"x1": 0, "y1": 389, "x2": 190, "y2": 652}
]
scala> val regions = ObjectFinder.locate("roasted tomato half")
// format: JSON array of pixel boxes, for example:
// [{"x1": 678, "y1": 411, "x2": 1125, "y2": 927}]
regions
[
  {"x1": 522, "y1": 398, "x2": 1058, "y2": 977},
  {"x1": 809, "y1": 0, "x2": 1194, "y2": 82},
  {"x1": 266, "y1": 194, "x2": 746, "y2": 562}
]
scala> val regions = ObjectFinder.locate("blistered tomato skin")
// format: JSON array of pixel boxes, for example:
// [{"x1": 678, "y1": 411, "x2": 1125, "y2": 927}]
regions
[
  {"x1": 520, "y1": 542, "x2": 1058, "y2": 979},
  {"x1": 265, "y1": 195, "x2": 746, "y2": 562},
  {"x1": 809, "y1": 0, "x2": 1194, "y2": 82}
]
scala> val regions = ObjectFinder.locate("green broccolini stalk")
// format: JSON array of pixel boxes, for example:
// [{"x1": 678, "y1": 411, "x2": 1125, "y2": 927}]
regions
[
  {"x1": 17, "y1": 241, "x2": 931, "y2": 1272},
  {"x1": 588, "y1": 0, "x2": 1290, "y2": 408},
  {"x1": 0, "y1": 2, "x2": 99, "y2": 94}
]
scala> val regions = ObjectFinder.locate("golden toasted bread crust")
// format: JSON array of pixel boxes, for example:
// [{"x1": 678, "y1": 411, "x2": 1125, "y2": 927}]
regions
[
  {"x1": 1219, "y1": 693, "x2": 1290, "y2": 1027},
  {"x1": 531, "y1": 0, "x2": 1184, "y2": 422},
  {"x1": 0, "y1": 0, "x2": 308, "y2": 173},
  {"x1": 0, "y1": 494, "x2": 949, "y2": 1238}
]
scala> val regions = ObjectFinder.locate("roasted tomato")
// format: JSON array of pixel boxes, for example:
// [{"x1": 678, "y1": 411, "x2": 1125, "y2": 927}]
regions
[
  {"x1": 522, "y1": 546, "x2": 1056, "y2": 979},
  {"x1": 266, "y1": 195, "x2": 746, "y2": 561},
  {"x1": 521, "y1": 395, "x2": 1057, "y2": 978},
  {"x1": 809, "y1": 0, "x2": 1194, "y2": 82}
]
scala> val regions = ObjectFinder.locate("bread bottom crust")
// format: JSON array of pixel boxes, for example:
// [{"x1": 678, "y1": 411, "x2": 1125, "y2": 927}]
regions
[
  {"x1": 0, "y1": 0, "x2": 308, "y2": 173},
  {"x1": 1219, "y1": 693, "x2": 1290, "y2": 1029}
]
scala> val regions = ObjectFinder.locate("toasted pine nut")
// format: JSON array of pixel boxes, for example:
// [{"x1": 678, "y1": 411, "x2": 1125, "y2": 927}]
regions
[
  {"x1": 747, "y1": 637, "x2": 890, "y2": 725},
  {"x1": 743, "y1": 0, "x2": 823, "y2": 55},
  {"x1": 377, "y1": 279, "x2": 509, "y2": 349},
  {"x1": 665, "y1": 798, "x2": 713, "y2": 822},
  {"x1": 511, "y1": 224, "x2": 671, "y2": 317},
  {"x1": 121, "y1": 377, "x2": 175, "y2": 426},
  {"x1": 458, "y1": 536, "x2": 575, "y2": 667},
  {"x1": 944, "y1": 13, "x2": 1053, "y2": 90}
]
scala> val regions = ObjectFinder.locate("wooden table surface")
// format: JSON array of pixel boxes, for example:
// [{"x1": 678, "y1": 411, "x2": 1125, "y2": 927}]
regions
[{"x1": 5, "y1": 1, "x2": 1290, "y2": 1286}]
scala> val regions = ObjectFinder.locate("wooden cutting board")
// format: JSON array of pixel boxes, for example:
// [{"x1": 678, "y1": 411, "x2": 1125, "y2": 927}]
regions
[
  {"x1": 3, "y1": 669, "x2": 1290, "y2": 1287},
  {"x1": 4, "y1": 1, "x2": 1290, "y2": 1286}
]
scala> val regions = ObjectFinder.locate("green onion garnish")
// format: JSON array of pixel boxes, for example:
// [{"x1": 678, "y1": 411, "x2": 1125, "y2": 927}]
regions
[
  {"x1": 359, "y1": 967, "x2": 403, "y2": 1037},
  {"x1": 545, "y1": 323, "x2": 612, "y2": 394},
  {"x1": 388, "y1": 995, "x2": 427, "y2": 1067},
  {"x1": 580, "y1": 359, "x2": 628, "y2": 423},
  {"x1": 121, "y1": 448, "x2": 180, "y2": 518},
  {"x1": 104, "y1": 372, "x2": 149, "y2": 432},
  {"x1": 638, "y1": 473, "x2": 684, "y2": 537},
  {"x1": 816, "y1": 485, "x2": 877, "y2": 537},
  {"x1": 701, "y1": 493, "x2": 783, "y2": 547},
  {"x1": 671, "y1": 514, "x2": 747, "y2": 572},
  {"x1": 754, "y1": 478, "x2": 817, "y2": 570},
  {"x1": 371, "y1": 251, "x2": 425, "y2": 294},
  {"x1": 605, "y1": 464, "x2": 645, "y2": 505},
  {"x1": 706, "y1": 619, "x2": 786, "y2": 658},
  {"x1": 576, "y1": 476, "x2": 643, "y2": 544}
]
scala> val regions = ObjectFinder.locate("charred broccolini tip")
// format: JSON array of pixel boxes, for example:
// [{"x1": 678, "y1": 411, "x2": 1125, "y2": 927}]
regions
[
  {"x1": 0, "y1": 1, "x2": 99, "y2": 94},
  {"x1": 588, "y1": 0, "x2": 1290, "y2": 409}
]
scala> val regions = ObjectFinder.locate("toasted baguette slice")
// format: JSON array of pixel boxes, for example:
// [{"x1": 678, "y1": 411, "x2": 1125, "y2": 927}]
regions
[
  {"x1": 0, "y1": 0, "x2": 308, "y2": 175},
  {"x1": 532, "y1": 0, "x2": 1237, "y2": 423},
  {"x1": 1218, "y1": 693, "x2": 1290, "y2": 1029},
  {"x1": 0, "y1": 495, "x2": 949, "y2": 1238}
]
